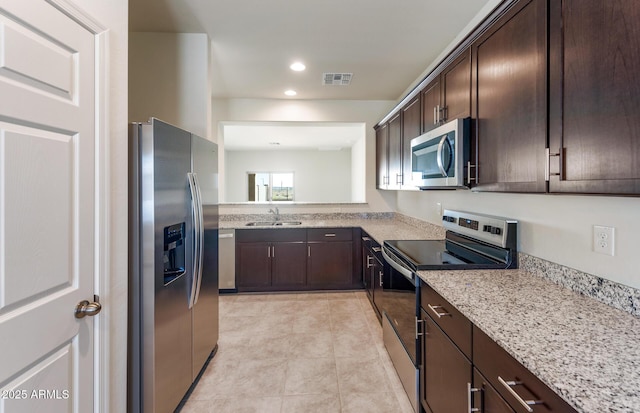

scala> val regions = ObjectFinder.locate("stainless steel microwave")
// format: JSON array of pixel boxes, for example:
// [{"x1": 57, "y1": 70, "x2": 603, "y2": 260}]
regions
[{"x1": 410, "y1": 118, "x2": 470, "y2": 189}]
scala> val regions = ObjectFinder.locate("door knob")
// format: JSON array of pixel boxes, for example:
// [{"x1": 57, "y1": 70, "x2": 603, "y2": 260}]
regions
[{"x1": 75, "y1": 295, "x2": 102, "y2": 318}]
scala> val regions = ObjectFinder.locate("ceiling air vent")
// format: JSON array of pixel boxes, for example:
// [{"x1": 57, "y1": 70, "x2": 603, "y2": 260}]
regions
[{"x1": 322, "y1": 73, "x2": 353, "y2": 86}]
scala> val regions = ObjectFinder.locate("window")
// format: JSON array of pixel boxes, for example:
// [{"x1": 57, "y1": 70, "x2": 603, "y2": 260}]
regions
[{"x1": 248, "y1": 172, "x2": 294, "y2": 202}]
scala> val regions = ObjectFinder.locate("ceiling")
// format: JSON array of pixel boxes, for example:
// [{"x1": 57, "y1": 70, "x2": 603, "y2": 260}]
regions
[
  {"x1": 223, "y1": 122, "x2": 364, "y2": 151},
  {"x1": 129, "y1": 0, "x2": 495, "y2": 101}
]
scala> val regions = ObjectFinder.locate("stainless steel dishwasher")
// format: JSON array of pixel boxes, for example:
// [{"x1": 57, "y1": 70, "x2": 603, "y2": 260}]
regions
[{"x1": 219, "y1": 229, "x2": 236, "y2": 291}]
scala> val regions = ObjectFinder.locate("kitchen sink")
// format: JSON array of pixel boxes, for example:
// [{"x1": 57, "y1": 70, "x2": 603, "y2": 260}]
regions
[
  {"x1": 245, "y1": 221, "x2": 302, "y2": 226},
  {"x1": 245, "y1": 221, "x2": 276, "y2": 226}
]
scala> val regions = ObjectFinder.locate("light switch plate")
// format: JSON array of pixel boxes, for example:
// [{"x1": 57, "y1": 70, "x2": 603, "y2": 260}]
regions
[{"x1": 593, "y1": 225, "x2": 615, "y2": 256}]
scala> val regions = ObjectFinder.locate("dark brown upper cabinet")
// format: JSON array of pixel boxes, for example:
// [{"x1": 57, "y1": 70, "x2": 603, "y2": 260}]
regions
[
  {"x1": 387, "y1": 113, "x2": 402, "y2": 190},
  {"x1": 470, "y1": 0, "x2": 548, "y2": 193},
  {"x1": 401, "y1": 96, "x2": 421, "y2": 189},
  {"x1": 441, "y1": 50, "x2": 472, "y2": 124},
  {"x1": 421, "y1": 50, "x2": 471, "y2": 135},
  {"x1": 548, "y1": 0, "x2": 640, "y2": 194},
  {"x1": 421, "y1": 77, "x2": 441, "y2": 134},
  {"x1": 375, "y1": 123, "x2": 389, "y2": 189}
]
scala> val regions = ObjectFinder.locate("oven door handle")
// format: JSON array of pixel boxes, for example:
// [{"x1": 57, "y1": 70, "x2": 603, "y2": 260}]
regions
[{"x1": 382, "y1": 247, "x2": 415, "y2": 282}]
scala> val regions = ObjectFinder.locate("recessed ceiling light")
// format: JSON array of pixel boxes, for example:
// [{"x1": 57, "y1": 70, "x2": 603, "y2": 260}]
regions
[
  {"x1": 284, "y1": 90, "x2": 297, "y2": 96},
  {"x1": 290, "y1": 62, "x2": 306, "y2": 71}
]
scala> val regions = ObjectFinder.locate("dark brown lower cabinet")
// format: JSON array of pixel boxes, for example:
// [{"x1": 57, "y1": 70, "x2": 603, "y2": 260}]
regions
[
  {"x1": 307, "y1": 242, "x2": 353, "y2": 288},
  {"x1": 236, "y1": 228, "x2": 359, "y2": 292},
  {"x1": 421, "y1": 309, "x2": 472, "y2": 413},
  {"x1": 236, "y1": 241, "x2": 306, "y2": 291},
  {"x1": 236, "y1": 229, "x2": 307, "y2": 292},
  {"x1": 473, "y1": 368, "x2": 515, "y2": 413},
  {"x1": 236, "y1": 242, "x2": 271, "y2": 289},
  {"x1": 271, "y1": 242, "x2": 307, "y2": 288}
]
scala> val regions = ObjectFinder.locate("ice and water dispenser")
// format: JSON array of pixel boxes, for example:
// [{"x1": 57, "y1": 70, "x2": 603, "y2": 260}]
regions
[{"x1": 163, "y1": 222, "x2": 186, "y2": 285}]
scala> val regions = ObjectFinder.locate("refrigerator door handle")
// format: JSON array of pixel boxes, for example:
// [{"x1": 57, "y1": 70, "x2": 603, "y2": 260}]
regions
[
  {"x1": 192, "y1": 173, "x2": 205, "y2": 305},
  {"x1": 187, "y1": 172, "x2": 200, "y2": 309}
]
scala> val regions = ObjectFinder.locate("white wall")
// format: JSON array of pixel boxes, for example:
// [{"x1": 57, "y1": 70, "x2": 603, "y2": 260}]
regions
[
  {"x1": 225, "y1": 149, "x2": 352, "y2": 202},
  {"x1": 397, "y1": 186, "x2": 640, "y2": 289},
  {"x1": 212, "y1": 98, "x2": 397, "y2": 212},
  {"x1": 351, "y1": 126, "x2": 366, "y2": 202},
  {"x1": 129, "y1": 32, "x2": 211, "y2": 138}
]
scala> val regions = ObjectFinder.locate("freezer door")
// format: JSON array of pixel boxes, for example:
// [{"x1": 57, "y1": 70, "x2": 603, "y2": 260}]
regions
[
  {"x1": 191, "y1": 135, "x2": 219, "y2": 379},
  {"x1": 130, "y1": 119, "x2": 194, "y2": 413}
]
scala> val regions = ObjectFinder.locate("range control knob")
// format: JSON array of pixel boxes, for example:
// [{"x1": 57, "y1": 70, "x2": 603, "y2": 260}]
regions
[{"x1": 442, "y1": 215, "x2": 456, "y2": 223}]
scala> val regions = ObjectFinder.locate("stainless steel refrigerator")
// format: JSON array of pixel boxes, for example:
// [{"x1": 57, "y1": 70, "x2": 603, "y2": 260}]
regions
[{"x1": 129, "y1": 118, "x2": 219, "y2": 413}]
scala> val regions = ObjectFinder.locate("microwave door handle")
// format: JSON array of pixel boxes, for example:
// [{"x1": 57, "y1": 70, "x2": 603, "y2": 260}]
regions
[{"x1": 436, "y1": 135, "x2": 448, "y2": 177}]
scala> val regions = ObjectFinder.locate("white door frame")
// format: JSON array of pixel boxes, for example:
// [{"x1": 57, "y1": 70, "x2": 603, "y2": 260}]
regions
[{"x1": 45, "y1": 0, "x2": 112, "y2": 411}]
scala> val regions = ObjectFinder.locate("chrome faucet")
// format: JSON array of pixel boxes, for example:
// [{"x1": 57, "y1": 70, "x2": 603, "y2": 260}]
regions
[{"x1": 268, "y1": 207, "x2": 280, "y2": 221}]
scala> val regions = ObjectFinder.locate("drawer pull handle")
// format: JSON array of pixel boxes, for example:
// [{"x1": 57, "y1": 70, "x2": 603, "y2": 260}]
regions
[
  {"x1": 427, "y1": 303, "x2": 451, "y2": 318},
  {"x1": 362, "y1": 236, "x2": 371, "y2": 241},
  {"x1": 372, "y1": 247, "x2": 382, "y2": 253},
  {"x1": 324, "y1": 233, "x2": 336, "y2": 237},
  {"x1": 497, "y1": 376, "x2": 543, "y2": 412},
  {"x1": 467, "y1": 383, "x2": 480, "y2": 413}
]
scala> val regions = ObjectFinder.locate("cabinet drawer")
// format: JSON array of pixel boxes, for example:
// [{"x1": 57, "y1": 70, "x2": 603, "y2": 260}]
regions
[
  {"x1": 307, "y1": 228, "x2": 352, "y2": 242},
  {"x1": 420, "y1": 284, "x2": 472, "y2": 359},
  {"x1": 473, "y1": 326, "x2": 578, "y2": 413},
  {"x1": 236, "y1": 228, "x2": 306, "y2": 243}
]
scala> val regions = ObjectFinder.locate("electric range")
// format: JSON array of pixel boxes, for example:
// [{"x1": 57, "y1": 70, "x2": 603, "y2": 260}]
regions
[{"x1": 379, "y1": 210, "x2": 518, "y2": 413}]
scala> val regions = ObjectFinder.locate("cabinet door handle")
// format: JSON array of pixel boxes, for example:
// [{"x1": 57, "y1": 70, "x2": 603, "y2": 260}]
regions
[
  {"x1": 434, "y1": 106, "x2": 438, "y2": 125},
  {"x1": 467, "y1": 383, "x2": 480, "y2": 413},
  {"x1": 271, "y1": 246, "x2": 275, "y2": 258},
  {"x1": 546, "y1": 148, "x2": 562, "y2": 182},
  {"x1": 267, "y1": 246, "x2": 271, "y2": 258},
  {"x1": 366, "y1": 255, "x2": 374, "y2": 268},
  {"x1": 427, "y1": 304, "x2": 451, "y2": 318},
  {"x1": 379, "y1": 270, "x2": 383, "y2": 287},
  {"x1": 415, "y1": 317, "x2": 424, "y2": 340},
  {"x1": 497, "y1": 376, "x2": 543, "y2": 412},
  {"x1": 308, "y1": 245, "x2": 311, "y2": 257}
]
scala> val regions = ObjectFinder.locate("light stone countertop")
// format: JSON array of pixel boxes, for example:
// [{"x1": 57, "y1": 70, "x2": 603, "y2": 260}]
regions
[
  {"x1": 417, "y1": 268, "x2": 640, "y2": 413},
  {"x1": 219, "y1": 216, "x2": 445, "y2": 242}
]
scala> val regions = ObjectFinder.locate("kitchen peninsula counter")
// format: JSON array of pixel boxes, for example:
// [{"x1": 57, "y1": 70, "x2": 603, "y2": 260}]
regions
[
  {"x1": 417, "y1": 268, "x2": 640, "y2": 413},
  {"x1": 219, "y1": 213, "x2": 445, "y2": 243}
]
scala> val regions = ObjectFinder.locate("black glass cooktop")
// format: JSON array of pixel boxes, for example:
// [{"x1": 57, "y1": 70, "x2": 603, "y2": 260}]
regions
[{"x1": 383, "y1": 237, "x2": 511, "y2": 272}]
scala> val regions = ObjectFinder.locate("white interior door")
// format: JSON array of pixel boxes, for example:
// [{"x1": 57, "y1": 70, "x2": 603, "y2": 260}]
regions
[{"x1": 0, "y1": 1, "x2": 98, "y2": 412}]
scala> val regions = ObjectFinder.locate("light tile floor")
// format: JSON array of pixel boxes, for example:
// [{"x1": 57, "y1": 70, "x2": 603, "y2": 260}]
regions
[{"x1": 182, "y1": 291, "x2": 414, "y2": 413}]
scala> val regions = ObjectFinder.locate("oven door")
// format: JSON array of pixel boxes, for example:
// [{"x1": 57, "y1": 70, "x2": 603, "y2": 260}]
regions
[{"x1": 381, "y1": 267, "x2": 420, "y2": 413}]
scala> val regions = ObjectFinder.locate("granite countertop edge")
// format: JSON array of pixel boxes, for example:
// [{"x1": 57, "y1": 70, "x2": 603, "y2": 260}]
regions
[{"x1": 219, "y1": 215, "x2": 446, "y2": 242}]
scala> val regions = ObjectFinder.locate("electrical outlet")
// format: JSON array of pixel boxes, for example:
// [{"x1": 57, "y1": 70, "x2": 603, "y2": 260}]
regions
[{"x1": 593, "y1": 225, "x2": 615, "y2": 256}]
